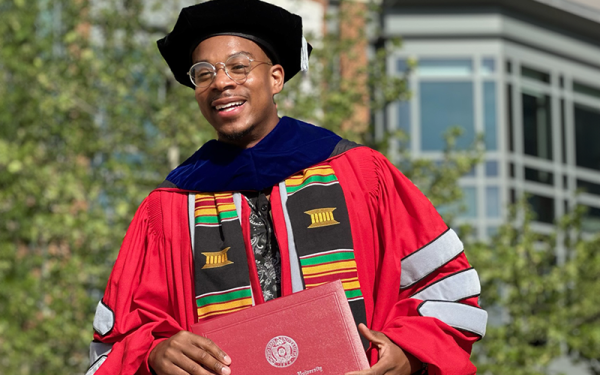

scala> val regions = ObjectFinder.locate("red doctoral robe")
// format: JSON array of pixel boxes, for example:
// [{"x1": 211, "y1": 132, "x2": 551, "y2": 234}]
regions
[{"x1": 88, "y1": 146, "x2": 486, "y2": 375}]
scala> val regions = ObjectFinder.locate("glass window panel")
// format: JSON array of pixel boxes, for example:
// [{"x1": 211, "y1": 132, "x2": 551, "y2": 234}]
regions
[
  {"x1": 575, "y1": 104, "x2": 600, "y2": 171},
  {"x1": 521, "y1": 65, "x2": 550, "y2": 84},
  {"x1": 561, "y1": 99, "x2": 566, "y2": 164},
  {"x1": 574, "y1": 81, "x2": 600, "y2": 100},
  {"x1": 420, "y1": 81, "x2": 475, "y2": 151},
  {"x1": 397, "y1": 101, "x2": 411, "y2": 135},
  {"x1": 484, "y1": 81, "x2": 497, "y2": 150},
  {"x1": 524, "y1": 167, "x2": 554, "y2": 185},
  {"x1": 463, "y1": 167, "x2": 476, "y2": 177},
  {"x1": 397, "y1": 59, "x2": 408, "y2": 73},
  {"x1": 527, "y1": 194, "x2": 555, "y2": 224},
  {"x1": 417, "y1": 59, "x2": 473, "y2": 77},
  {"x1": 577, "y1": 179, "x2": 600, "y2": 196},
  {"x1": 522, "y1": 91, "x2": 553, "y2": 160},
  {"x1": 582, "y1": 206, "x2": 600, "y2": 232},
  {"x1": 481, "y1": 58, "x2": 495, "y2": 75},
  {"x1": 485, "y1": 160, "x2": 498, "y2": 176},
  {"x1": 507, "y1": 84, "x2": 514, "y2": 152},
  {"x1": 460, "y1": 187, "x2": 478, "y2": 218},
  {"x1": 486, "y1": 186, "x2": 500, "y2": 218},
  {"x1": 487, "y1": 226, "x2": 499, "y2": 237}
]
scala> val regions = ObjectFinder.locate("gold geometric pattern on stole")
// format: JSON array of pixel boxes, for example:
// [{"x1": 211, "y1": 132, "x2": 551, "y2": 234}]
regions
[
  {"x1": 201, "y1": 247, "x2": 234, "y2": 269},
  {"x1": 304, "y1": 207, "x2": 340, "y2": 228}
]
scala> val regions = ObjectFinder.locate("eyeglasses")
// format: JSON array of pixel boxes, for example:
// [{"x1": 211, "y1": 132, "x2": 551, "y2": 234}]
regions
[{"x1": 187, "y1": 53, "x2": 273, "y2": 88}]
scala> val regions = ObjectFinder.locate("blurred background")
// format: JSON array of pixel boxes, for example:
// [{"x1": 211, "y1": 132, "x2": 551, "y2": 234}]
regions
[{"x1": 1, "y1": 0, "x2": 599, "y2": 374}]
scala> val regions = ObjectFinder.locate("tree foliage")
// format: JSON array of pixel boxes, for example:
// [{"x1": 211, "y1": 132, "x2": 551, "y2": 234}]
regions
[
  {"x1": 0, "y1": 0, "x2": 211, "y2": 373},
  {"x1": 467, "y1": 200, "x2": 600, "y2": 375}
]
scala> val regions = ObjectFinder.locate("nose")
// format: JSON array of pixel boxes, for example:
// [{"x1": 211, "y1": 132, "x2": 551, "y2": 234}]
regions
[{"x1": 212, "y1": 63, "x2": 236, "y2": 91}]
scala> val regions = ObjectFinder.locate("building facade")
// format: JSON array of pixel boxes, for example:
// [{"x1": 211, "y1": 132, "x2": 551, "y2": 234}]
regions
[{"x1": 379, "y1": 0, "x2": 600, "y2": 241}]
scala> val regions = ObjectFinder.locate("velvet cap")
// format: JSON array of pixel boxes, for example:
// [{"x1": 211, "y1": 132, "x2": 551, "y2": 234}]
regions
[{"x1": 157, "y1": 0, "x2": 313, "y2": 89}]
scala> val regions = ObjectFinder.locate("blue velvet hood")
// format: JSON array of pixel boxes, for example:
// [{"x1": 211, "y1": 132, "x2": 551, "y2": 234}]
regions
[{"x1": 165, "y1": 117, "x2": 341, "y2": 192}]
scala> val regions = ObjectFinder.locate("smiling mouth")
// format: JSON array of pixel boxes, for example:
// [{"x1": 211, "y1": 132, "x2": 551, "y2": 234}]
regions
[{"x1": 214, "y1": 101, "x2": 245, "y2": 112}]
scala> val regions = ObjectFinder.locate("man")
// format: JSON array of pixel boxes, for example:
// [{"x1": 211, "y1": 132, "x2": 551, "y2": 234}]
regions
[{"x1": 87, "y1": 1, "x2": 487, "y2": 374}]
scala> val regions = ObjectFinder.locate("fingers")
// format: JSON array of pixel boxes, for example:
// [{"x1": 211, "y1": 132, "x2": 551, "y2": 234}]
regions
[
  {"x1": 149, "y1": 331, "x2": 231, "y2": 375},
  {"x1": 189, "y1": 335, "x2": 231, "y2": 366},
  {"x1": 184, "y1": 336, "x2": 231, "y2": 374}
]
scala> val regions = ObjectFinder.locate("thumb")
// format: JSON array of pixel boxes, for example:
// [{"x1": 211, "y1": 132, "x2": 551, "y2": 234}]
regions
[{"x1": 357, "y1": 323, "x2": 387, "y2": 349}]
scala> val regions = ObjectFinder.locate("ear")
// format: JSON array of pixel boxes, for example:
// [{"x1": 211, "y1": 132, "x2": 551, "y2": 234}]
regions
[{"x1": 270, "y1": 64, "x2": 285, "y2": 95}]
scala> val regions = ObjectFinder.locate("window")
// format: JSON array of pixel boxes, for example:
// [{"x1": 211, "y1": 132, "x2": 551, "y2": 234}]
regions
[
  {"x1": 574, "y1": 81, "x2": 600, "y2": 100},
  {"x1": 577, "y1": 179, "x2": 600, "y2": 196},
  {"x1": 485, "y1": 160, "x2": 498, "y2": 177},
  {"x1": 397, "y1": 101, "x2": 411, "y2": 135},
  {"x1": 460, "y1": 187, "x2": 478, "y2": 218},
  {"x1": 507, "y1": 84, "x2": 514, "y2": 152},
  {"x1": 417, "y1": 59, "x2": 472, "y2": 77},
  {"x1": 481, "y1": 58, "x2": 496, "y2": 76},
  {"x1": 575, "y1": 104, "x2": 600, "y2": 171},
  {"x1": 582, "y1": 206, "x2": 600, "y2": 232},
  {"x1": 524, "y1": 167, "x2": 554, "y2": 185},
  {"x1": 561, "y1": 99, "x2": 566, "y2": 163},
  {"x1": 527, "y1": 194, "x2": 555, "y2": 224},
  {"x1": 486, "y1": 186, "x2": 500, "y2": 218},
  {"x1": 484, "y1": 82, "x2": 497, "y2": 150},
  {"x1": 522, "y1": 91, "x2": 552, "y2": 160},
  {"x1": 420, "y1": 81, "x2": 475, "y2": 150},
  {"x1": 521, "y1": 65, "x2": 550, "y2": 84}
]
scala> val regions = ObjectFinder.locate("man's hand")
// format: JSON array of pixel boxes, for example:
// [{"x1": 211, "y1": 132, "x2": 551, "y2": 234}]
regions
[
  {"x1": 345, "y1": 324, "x2": 422, "y2": 375},
  {"x1": 148, "y1": 331, "x2": 232, "y2": 375}
]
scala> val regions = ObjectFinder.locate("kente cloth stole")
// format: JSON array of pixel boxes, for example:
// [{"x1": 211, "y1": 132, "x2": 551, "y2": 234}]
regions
[{"x1": 190, "y1": 165, "x2": 367, "y2": 334}]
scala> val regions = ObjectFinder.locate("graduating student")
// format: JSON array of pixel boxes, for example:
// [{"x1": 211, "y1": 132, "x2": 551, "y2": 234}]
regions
[{"x1": 87, "y1": 1, "x2": 487, "y2": 374}]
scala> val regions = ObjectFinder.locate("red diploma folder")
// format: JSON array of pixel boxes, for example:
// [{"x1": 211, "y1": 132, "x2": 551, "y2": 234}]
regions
[{"x1": 191, "y1": 280, "x2": 369, "y2": 374}]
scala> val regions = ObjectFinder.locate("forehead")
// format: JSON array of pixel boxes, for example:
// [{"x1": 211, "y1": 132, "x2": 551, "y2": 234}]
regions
[{"x1": 192, "y1": 35, "x2": 268, "y2": 63}]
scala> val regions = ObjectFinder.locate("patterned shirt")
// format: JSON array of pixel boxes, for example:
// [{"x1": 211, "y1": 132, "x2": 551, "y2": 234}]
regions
[{"x1": 244, "y1": 191, "x2": 281, "y2": 301}]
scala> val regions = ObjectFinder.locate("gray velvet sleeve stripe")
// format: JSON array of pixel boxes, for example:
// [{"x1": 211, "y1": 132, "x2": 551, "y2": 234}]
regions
[
  {"x1": 188, "y1": 193, "x2": 196, "y2": 259},
  {"x1": 157, "y1": 180, "x2": 178, "y2": 188},
  {"x1": 400, "y1": 228, "x2": 463, "y2": 289},
  {"x1": 418, "y1": 300, "x2": 488, "y2": 337},
  {"x1": 89, "y1": 341, "x2": 112, "y2": 366},
  {"x1": 329, "y1": 139, "x2": 362, "y2": 157},
  {"x1": 411, "y1": 268, "x2": 481, "y2": 301},
  {"x1": 85, "y1": 355, "x2": 108, "y2": 375},
  {"x1": 92, "y1": 300, "x2": 114, "y2": 336}
]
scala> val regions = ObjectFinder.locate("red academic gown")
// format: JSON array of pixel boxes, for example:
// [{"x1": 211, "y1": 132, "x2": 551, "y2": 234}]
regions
[{"x1": 89, "y1": 146, "x2": 485, "y2": 375}]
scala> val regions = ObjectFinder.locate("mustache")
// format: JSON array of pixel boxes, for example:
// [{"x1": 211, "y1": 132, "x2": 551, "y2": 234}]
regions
[{"x1": 208, "y1": 92, "x2": 246, "y2": 103}]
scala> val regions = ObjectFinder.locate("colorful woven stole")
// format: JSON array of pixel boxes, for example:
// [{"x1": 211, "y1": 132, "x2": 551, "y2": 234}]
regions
[
  {"x1": 192, "y1": 165, "x2": 367, "y2": 342},
  {"x1": 192, "y1": 193, "x2": 254, "y2": 320},
  {"x1": 282, "y1": 165, "x2": 368, "y2": 335}
]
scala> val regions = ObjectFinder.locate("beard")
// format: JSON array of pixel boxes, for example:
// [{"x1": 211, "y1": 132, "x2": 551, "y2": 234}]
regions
[{"x1": 218, "y1": 122, "x2": 256, "y2": 143}]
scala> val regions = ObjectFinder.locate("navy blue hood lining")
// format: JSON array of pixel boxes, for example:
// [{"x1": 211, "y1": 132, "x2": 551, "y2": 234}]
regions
[{"x1": 165, "y1": 117, "x2": 341, "y2": 192}]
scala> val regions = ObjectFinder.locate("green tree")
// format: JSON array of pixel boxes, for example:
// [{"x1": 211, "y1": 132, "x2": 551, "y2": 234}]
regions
[
  {"x1": 0, "y1": 0, "x2": 212, "y2": 373},
  {"x1": 467, "y1": 200, "x2": 600, "y2": 375}
]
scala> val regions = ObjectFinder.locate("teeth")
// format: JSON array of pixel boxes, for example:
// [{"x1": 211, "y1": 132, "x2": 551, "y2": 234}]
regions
[{"x1": 215, "y1": 101, "x2": 244, "y2": 111}]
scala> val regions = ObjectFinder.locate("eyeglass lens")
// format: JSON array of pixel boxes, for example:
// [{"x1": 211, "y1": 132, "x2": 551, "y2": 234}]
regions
[{"x1": 190, "y1": 54, "x2": 252, "y2": 88}]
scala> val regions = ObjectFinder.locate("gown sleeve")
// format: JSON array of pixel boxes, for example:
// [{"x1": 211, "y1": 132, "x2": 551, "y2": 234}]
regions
[
  {"x1": 334, "y1": 148, "x2": 486, "y2": 375},
  {"x1": 86, "y1": 190, "x2": 196, "y2": 375}
]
